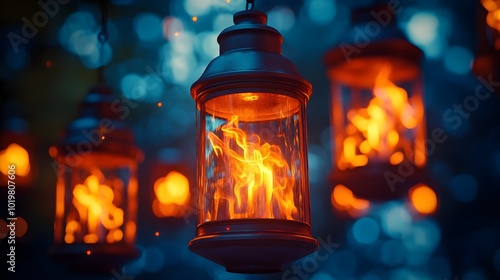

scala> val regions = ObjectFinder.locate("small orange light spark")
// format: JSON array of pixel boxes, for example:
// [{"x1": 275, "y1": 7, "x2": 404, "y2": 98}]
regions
[
  {"x1": 226, "y1": 0, "x2": 230, "y2": 3},
  {"x1": 174, "y1": 32, "x2": 180, "y2": 37},
  {"x1": 155, "y1": 231, "x2": 160, "y2": 236},
  {"x1": 192, "y1": 16, "x2": 198, "y2": 22},
  {"x1": 101, "y1": 135, "x2": 105, "y2": 140},
  {"x1": 45, "y1": 60, "x2": 52, "y2": 68},
  {"x1": 157, "y1": 102, "x2": 162, "y2": 107},
  {"x1": 86, "y1": 250, "x2": 91, "y2": 255}
]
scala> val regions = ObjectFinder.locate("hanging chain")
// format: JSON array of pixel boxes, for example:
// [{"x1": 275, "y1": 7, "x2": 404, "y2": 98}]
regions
[
  {"x1": 97, "y1": 0, "x2": 109, "y2": 85},
  {"x1": 246, "y1": 0, "x2": 255, "y2": 10},
  {"x1": 98, "y1": 0, "x2": 109, "y2": 44}
]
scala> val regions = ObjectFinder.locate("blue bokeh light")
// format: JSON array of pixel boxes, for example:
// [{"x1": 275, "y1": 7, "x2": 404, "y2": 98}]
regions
[
  {"x1": 444, "y1": 46, "x2": 473, "y2": 75},
  {"x1": 381, "y1": 240, "x2": 406, "y2": 266},
  {"x1": 143, "y1": 246, "x2": 165, "y2": 273},
  {"x1": 353, "y1": 217, "x2": 380, "y2": 245},
  {"x1": 449, "y1": 174, "x2": 478, "y2": 202},
  {"x1": 134, "y1": 13, "x2": 163, "y2": 42},
  {"x1": 380, "y1": 202, "x2": 412, "y2": 239},
  {"x1": 305, "y1": 0, "x2": 337, "y2": 26}
]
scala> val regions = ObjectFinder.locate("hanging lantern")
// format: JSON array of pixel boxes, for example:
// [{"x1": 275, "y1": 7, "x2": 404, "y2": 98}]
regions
[
  {"x1": 49, "y1": 86, "x2": 142, "y2": 272},
  {"x1": 473, "y1": 0, "x2": 500, "y2": 87},
  {"x1": 189, "y1": 3, "x2": 318, "y2": 273},
  {"x1": 0, "y1": 101, "x2": 35, "y2": 187},
  {"x1": 324, "y1": 6, "x2": 430, "y2": 201}
]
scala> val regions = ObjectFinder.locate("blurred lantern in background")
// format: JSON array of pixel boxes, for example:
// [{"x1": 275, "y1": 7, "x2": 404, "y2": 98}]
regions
[
  {"x1": 473, "y1": 0, "x2": 500, "y2": 88},
  {"x1": 189, "y1": 1, "x2": 318, "y2": 273},
  {"x1": 49, "y1": 0, "x2": 142, "y2": 272},
  {"x1": 324, "y1": 5, "x2": 436, "y2": 209},
  {"x1": 0, "y1": 101, "x2": 35, "y2": 187},
  {"x1": 49, "y1": 85, "x2": 142, "y2": 272}
]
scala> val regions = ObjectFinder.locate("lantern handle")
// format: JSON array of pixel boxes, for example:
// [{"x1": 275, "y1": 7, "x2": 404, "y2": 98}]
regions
[{"x1": 246, "y1": 0, "x2": 255, "y2": 10}]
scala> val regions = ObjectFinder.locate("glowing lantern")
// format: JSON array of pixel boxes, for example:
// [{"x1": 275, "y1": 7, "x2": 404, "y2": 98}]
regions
[
  {"x1": 473, "y1": 0, "x2": 500, "y2": 87},
  {"x1": 0, "y1": 101, "x2": 35, "y2": 187},
  {"x1": 324, "y1": 6, "x2": 429, "y2": 201},
  {"x1": 189, "y1": 5, "x2": 318, "y2": 273},
  {"x1": 49, "y1": 86, "x2": 142, "y2": 272}
]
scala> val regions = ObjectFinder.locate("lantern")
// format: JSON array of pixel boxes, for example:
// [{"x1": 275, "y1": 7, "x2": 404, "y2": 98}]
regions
[
  {"x1": 188, "y1": 6, "x2": 318, "y2": 273},
  {"x1": 49, "y1": 86, "x2": 142, "y2": 272},
  {"x1": 324, "y1": 6, "x2": 429, "y2": 201},
  {"x1": 473, "y1": 0, "x2": 500, "y2": 87}
]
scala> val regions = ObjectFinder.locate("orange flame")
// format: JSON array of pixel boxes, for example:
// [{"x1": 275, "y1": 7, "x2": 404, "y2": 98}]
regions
[
  {"x1": 64, "y1": 174, "x2": 124, "y2": 244},
  {"x1": 481, "y1": 0, "x2": 500, "y2": 49},
  {"x1": 206, "y1": 115, "x2": 298, "y2": 220},
  {"x1": 152, "y1": 171, "x2": 190, "y2": 218},
  {"x1": 338, "y1": 66, "x2": 424, "y2": 170},
  {"x1": 0, "y1": 143, "x2": 30, "y2": 176}
]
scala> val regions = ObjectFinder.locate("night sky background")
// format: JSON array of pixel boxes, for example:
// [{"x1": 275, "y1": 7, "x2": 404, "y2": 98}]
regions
[{"x1": 1, "y1": 0, "x2": 500, "y2": 279}]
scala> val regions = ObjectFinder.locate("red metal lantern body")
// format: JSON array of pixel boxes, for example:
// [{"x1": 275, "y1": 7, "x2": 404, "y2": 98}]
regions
[
  {"x1": 189, "y1": 10, "x2": 317, "y2": 273},
  {"x1": 50, "y1": 86, "x2": 141, "y2": 272}
]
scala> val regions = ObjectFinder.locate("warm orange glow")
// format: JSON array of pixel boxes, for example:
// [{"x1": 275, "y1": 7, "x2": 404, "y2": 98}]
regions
[
  {"x1": 331, "y1": 185, "x2": 370, "y2": 217},
  {"x1": 482, "y1": 0, "x2": 500, "y2": 49},
  {"x1": 86, "y1": 250, "x2": 91, "y2": 255},
  {"x1": 192, "y1": 16, "x2": 198, "y2": 22},
  {"x1": 0, "y1": 143, "x2": 30, "y2": 176},
  {"x1": 153, "y1": 171, "x2": 190, "y2": 218},
  {"x1": 207, "y1": 115, "x2": 298, "y2": 220},
  {"x1": 49, "y1": 146, "x2": 58, "y2": 158},
  {"x1": 155, "y1": 231, "x2": 160, "y2": 236},
  {"x1": 338, "y1": 66, "x2": 424, "y2": 169},
  {"x1": 65, "y1": 174, "x2": 124, "y2": 244},
  {"x1": 409, "y1": 184, "x2": 437, "y2": 214},
  {"x1": 157, "y1": 102, "x2": 163, "y2": 107},
  {"x1": 174, "y1": 32, "x2": 180, "y2": 37}
]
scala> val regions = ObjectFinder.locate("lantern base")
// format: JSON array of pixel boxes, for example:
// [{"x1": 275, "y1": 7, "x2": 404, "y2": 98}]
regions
[
  {"x1": 49, "y1": 243, "x2": 139, "y2": 273},
  {"x1": 331, "y1": 164, "x2": 430, "y2": 201},
  {"x1": 189, "y1": 219, "x2": 318, "y2": 273}
]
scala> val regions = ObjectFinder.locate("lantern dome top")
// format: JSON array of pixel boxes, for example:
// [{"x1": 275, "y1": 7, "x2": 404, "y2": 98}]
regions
[{"x1": 191, "y1": 10, "x2": 312, "y2": 105}]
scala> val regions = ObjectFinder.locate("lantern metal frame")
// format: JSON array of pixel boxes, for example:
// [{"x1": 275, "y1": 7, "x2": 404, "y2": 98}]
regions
[
  {"x1": 189, "y1": 9, "x2": 318, "y2": 273},
  {"x1": 49, "y1": 86, "x2": 142, "y2": 272},
  {"x1": 324, "y1": 6, "x2": 430, "y2": 201}
]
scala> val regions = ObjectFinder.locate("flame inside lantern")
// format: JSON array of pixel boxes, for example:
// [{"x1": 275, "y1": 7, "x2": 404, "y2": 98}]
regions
[
  {"x1": 337, "y1": 66, "x2": 425, "y2": 170},
  {"x1": 206, "y1": 115, "x2": 298, "y2": 221},
  {"x1": 64, "y1": 173, "x2": 125, "y2": 244}
]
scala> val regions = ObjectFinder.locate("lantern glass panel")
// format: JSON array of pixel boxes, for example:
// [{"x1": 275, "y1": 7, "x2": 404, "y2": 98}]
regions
[
  {"x1": 54, "y1": 154, "x2": 137, "y2": 246},
  {"x1": 197, "y1": 92, "x2": 309, "y2": 224},
  {"x1": 329, "y1": 61, "x2": 426, "y2": 171}
]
